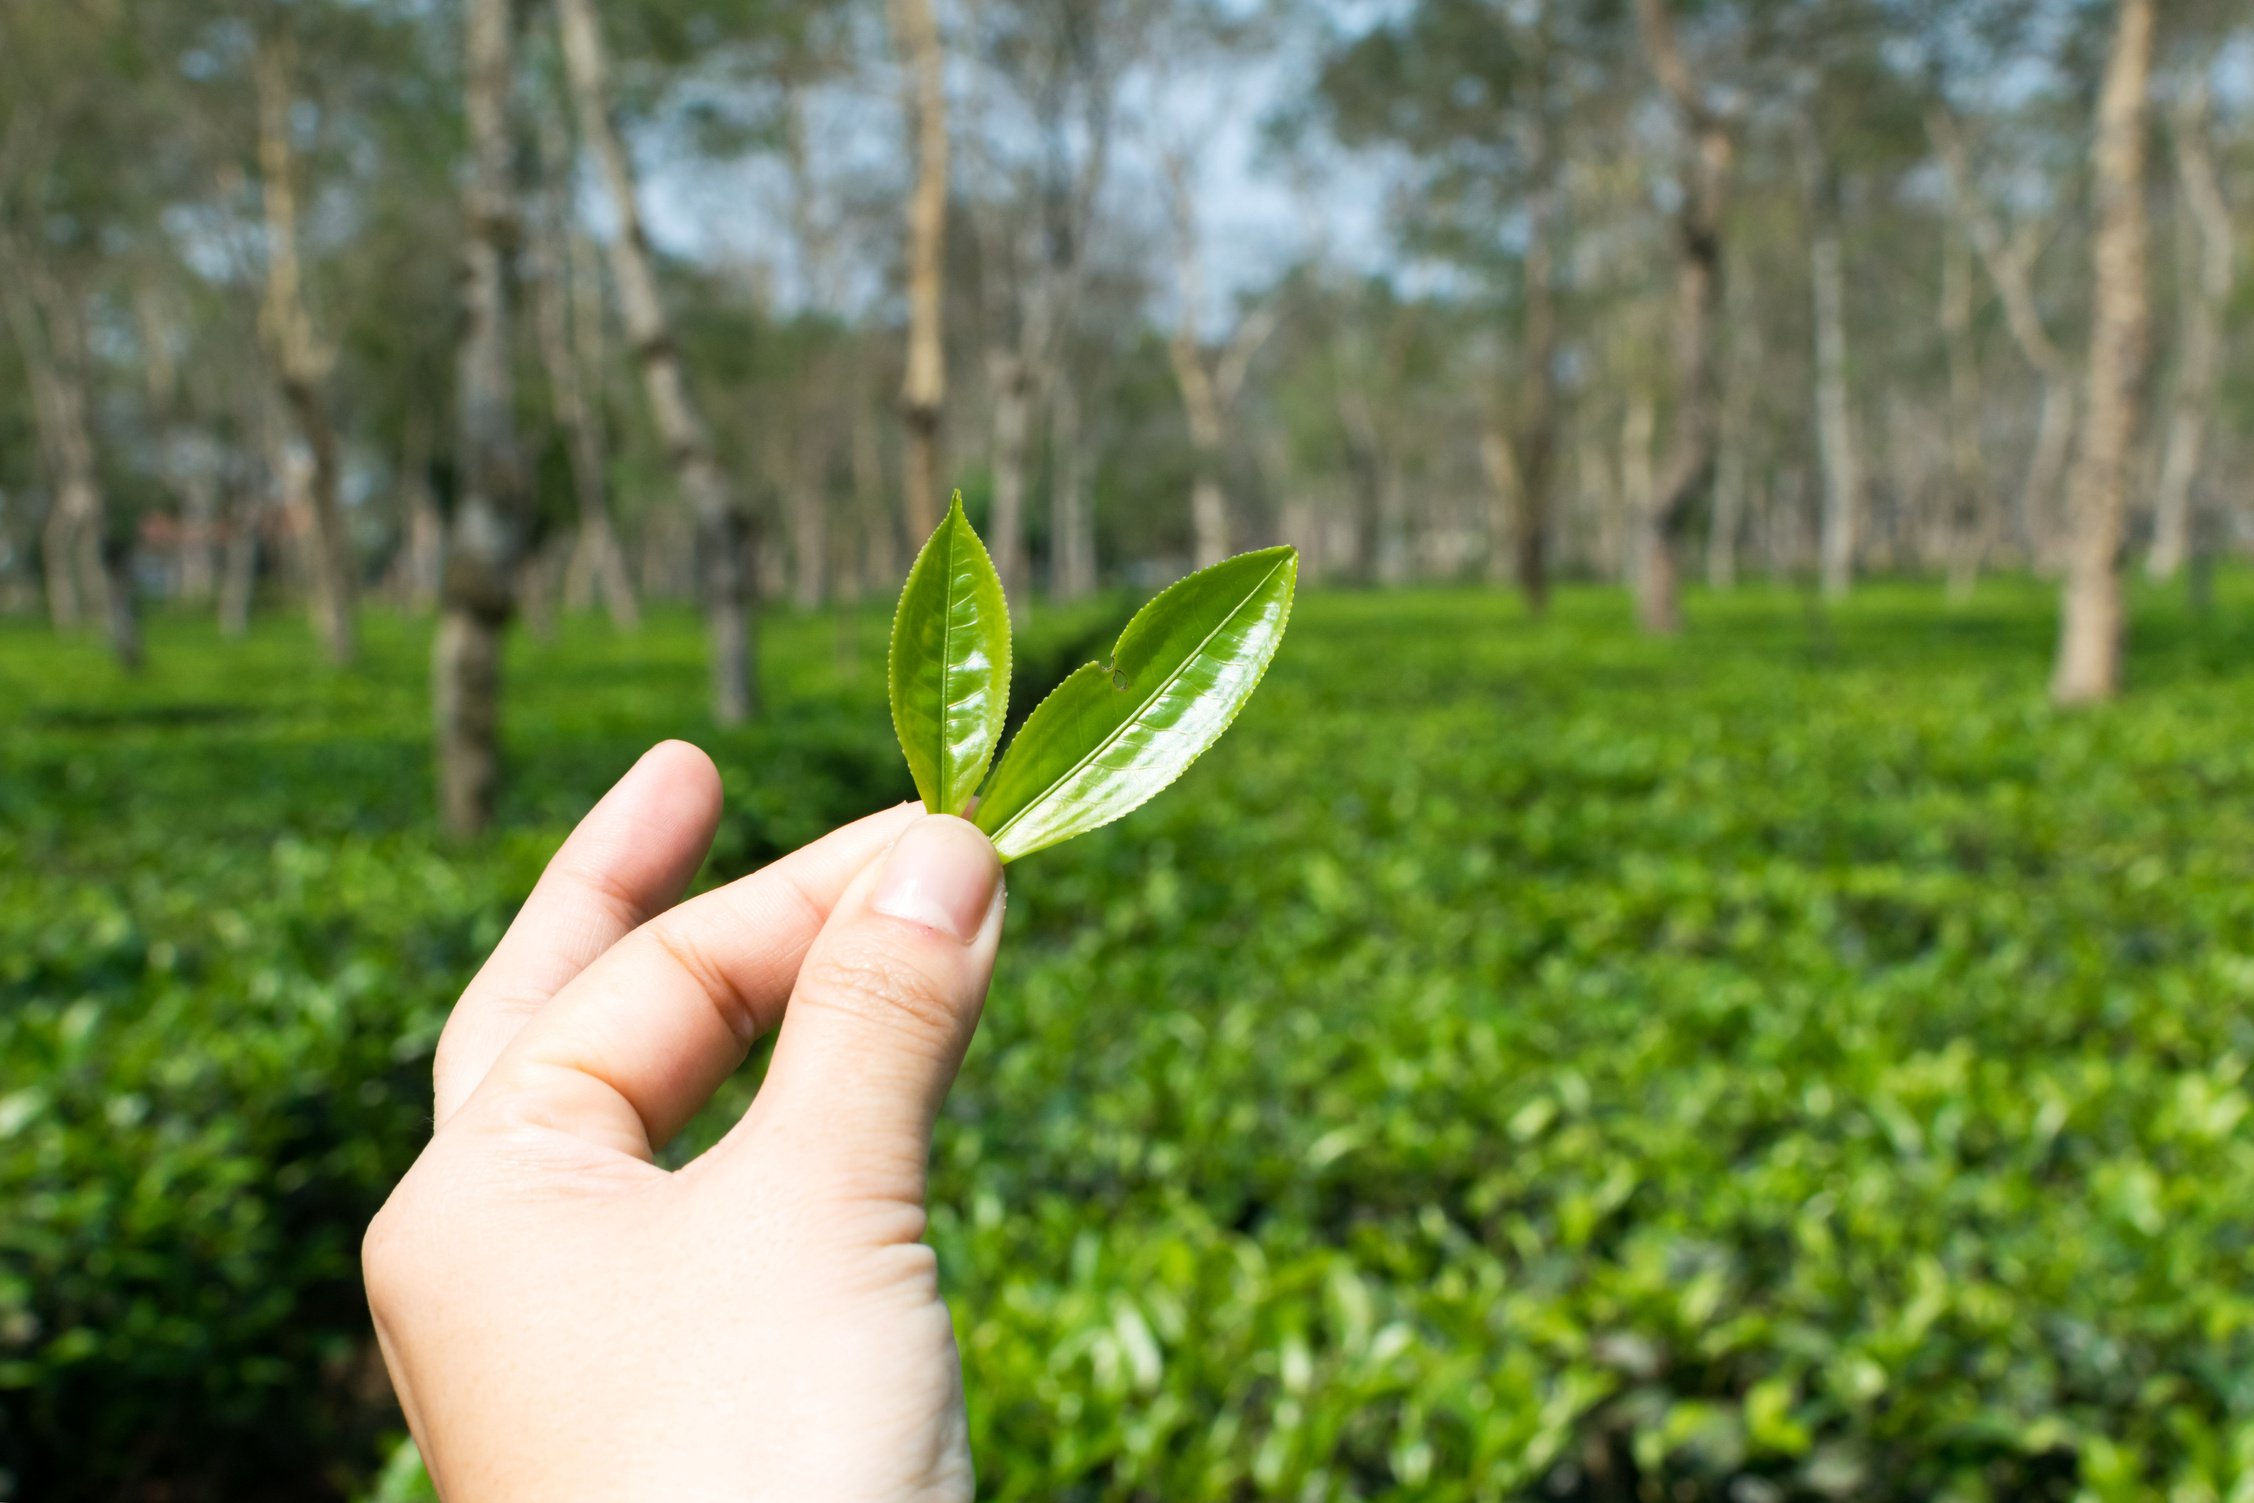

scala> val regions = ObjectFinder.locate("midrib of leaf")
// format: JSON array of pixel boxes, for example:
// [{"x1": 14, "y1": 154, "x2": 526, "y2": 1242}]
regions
[
  {"x1": 932, "y1": 521, "x2": 963, "y2": 809},
  {"x1": 986, "y1": 552, "x2": 1286, "y2": 848}
]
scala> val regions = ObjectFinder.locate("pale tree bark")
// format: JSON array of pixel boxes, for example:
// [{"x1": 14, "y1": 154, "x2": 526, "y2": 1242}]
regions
[
  {"x1": 390, "y1": 405, "x2": 444, "y2": 612},
  {"x1": 532, "y1": 99, "x2": 638, "y2": 630},
  {"x1": 1799, "y1": 138, "x2": 1861, "y2": 602},
  {"x1": 961, "y1": 59, "x2": 1036, "y2": 604},
  {"x1": 133, "y1": 281, "x2": 220, "y2": 604},
  {"x1": 1498, "y1": 0, "x2": 1559, "y2": 614},
  {"x1": 2145, "y1": 77, "x2": 2232, "y2": 583},
  {"x1": 218, "y1": 469, "x2": 263, "y2": 639},
  {"x1": 1050, "y1": 380, "x2": 1097, "y2": 595},
  {"x1": 968, "y1": 162, "x2": 1040, "y2": 607},
  {"x1": 891, "y1": 0, "x2": 949, "y2": 542},
  {"x1": 982, "y1": 321, "x2": 1037, "y2": 605},
  {"x1": 1632, "y1": 0, "x2": 1731, "y2": 635},
  {"x1": 1161, "y1": 151, "x2": 1274, "y2": 570},
  {"x1": 2052, "y1": 0, "x2": 2155, "y2": 707},
  {"x1": 1336, "y1": 338, "x2": 1407, "y2": 586},
  {"x1": 1030, "y1": 48, "x2": 1117, "y2": 601},
  {"x1": 1708, "y1": 245, "x2": 1755, "y2": 589},
  {"x1": 1, "y1": 257, "x2": 138, "y2": 667},
  {"x1": 850, "y1": 386, "x2": 899, "y2": 600},
  {"x1": 1620, "y1": 389, "x2": 1655, "y2": 588},
  {"x1": 556, "y1": 0, "x2": 756, "y2": 723},
  {"x1": 1941, "y1": 221, "x2": 1990, "y2": 603},
  {"x1": 254, "y1": 33, "x2": 357, "y2": 665},
  {"x1": 781, "y1": 83, "x2": 834, "y2": 610},
  {"x1": 1929, "y1": 106, "x2": 2076, "y2": 570},
  {"x1": 436, "y1": 0, "x2": 529, "y2": 836},
  {"x1": 1481, "y1": 428, "x2": 1521, "y2": 588}
]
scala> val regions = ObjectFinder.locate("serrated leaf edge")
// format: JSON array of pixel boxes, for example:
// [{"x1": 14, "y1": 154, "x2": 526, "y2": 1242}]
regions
[
  {"x1": 888, "y1": 493, "x2": 1011, "y2": 815},
  {"x1": 979, "y1": 546, "x2": 1296, "y2": 861}
]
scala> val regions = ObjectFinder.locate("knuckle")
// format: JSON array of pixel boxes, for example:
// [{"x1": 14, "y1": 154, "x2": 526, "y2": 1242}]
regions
[
  {"x1": 796, "y1": 938, "x2": 962, "y2": 1046},
  {"x1": 359, "y1": 1195, "x2": 419, "y2": 1318},
  {"x1": 429, "y1": 1022, "x2": 478, "y2": 1097},
  {"x1": 642, "y1": 923, "x2": 765, "y2": 1047}
]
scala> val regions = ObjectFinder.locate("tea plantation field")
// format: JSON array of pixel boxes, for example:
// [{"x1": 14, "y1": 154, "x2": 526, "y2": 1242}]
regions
[{"x1": 7, "y1": 580, "x2": 2254, "y2": 1502}]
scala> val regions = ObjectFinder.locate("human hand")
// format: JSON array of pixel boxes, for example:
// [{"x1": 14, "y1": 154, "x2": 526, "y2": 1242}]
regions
[{"x1": 363, "y1": 741, "x2": 1005, "y2": 1502}]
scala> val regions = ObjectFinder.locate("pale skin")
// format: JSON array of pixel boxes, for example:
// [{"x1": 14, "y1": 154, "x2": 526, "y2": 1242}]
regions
[{"x1": 363, "y1": 740, "x2": 1005, "y2": 1502}]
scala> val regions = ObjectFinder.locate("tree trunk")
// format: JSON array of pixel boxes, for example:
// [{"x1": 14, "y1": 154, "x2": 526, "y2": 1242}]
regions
[
  {"x1": 219, "y1": 476, "x2": 262, "y2": 639},
  {"x1": 1632, "y1": 0, "x2": 1731, "y2": 636},
  {"x1": 1027, "y1": 54, "x2": 1115, "y2": 604},
  {"x1": 2021, "y1": 381, "x2": 2076, "y2": 571},
  {"x1": 1621, "y1": 389, "x2": 1656, "y2": 593},
  {"x1": 778, "y1": 471, "x2": 823, "y2": 612},
  {"x1": 987, "y1": 347, "x2": 1033, "y2": 603},
  {"x1": 255, "y1": 33, "x2": 358, "y2": 666},
  {"x1": 533, "y1": 97, "x2": 639, "y2": 630},
  {"x1": 1504, "y1": 0, "x2": 1559, "y2": 615},
  {"x1": 1481, "y1": 428, "x2": 1521, "y2": 588},
  {"x1": 849, "y1": 386, "x2": 896, "y2": 600},
  {"x1": 779, "y1": 83, "x2": 838, "y2": 612},
  {"x1": 3, "y1": 265, "x2": 136, "y2": 666},
  {"x1": 1708, "y1": 244, "x2": 1756, "y2": 590},
  {"x1": 2145, "y1": 79, "x2": 2232, "y2": 583},
  {"x1": 177, "y1": 469, "x2": 220, "y2": 604},
  {"x1": 891, "y1": 0, "x2": 948, "y2": 542},
  {"x1": 2052, "y1": 0, "x2": 2155, "y2": 707},
  {"x1": 1049, "y1": 378, "x2": 1095, "y2": 597},
  {"x1": 556, "y1": 0, "x2": 755, "y2": 722},
  {"x1": 437, "y1": 0, "x2": 529, "y2": 836},
  {"x1": 1337, "y1": 375, "x2": 1392, "y2": 585},
  {"x1": 1929, "y1": 106, "x2": 2075, "y2": 573},
  {"x1": 395, "y1": 409, "x2": 445, "y2": 613},
  {"x1": 1942, "y1": 222, "x2": 1989, "y2": 604},
  {"x1": 1161, "y1": 154, "x2": 1238, "y2": 571},
  {"x1": 1801, "y1": 142, "x2": 1860, "y2": 603}
]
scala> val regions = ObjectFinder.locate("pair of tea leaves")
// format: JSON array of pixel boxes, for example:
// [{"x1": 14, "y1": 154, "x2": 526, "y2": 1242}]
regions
[{"x1": 888, "y1": 494, "x2": 1297, "y2": 862}]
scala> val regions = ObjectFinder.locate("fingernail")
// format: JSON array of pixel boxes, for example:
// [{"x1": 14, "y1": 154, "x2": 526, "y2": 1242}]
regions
[{"x1": 871, "y1": 816, "x2": 1002, "y2": 944}]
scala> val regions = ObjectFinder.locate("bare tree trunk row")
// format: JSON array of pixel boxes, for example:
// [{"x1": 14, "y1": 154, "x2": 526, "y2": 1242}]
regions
[
  {"x1": 2052, "y1": 0, "x2": 2155, "y2": 707},
  {"x1": 2146, "y1": 78, "x2": 2233, "y2": 584},
  {"x1": 436, "y1": 0, "x2": 528, "y2": 836},
  {"x1": 1632, "y1": 0, "x2": 1731, "y2": 636},
  {"x1": 1930, "y1": 105, "x2": 2076, "y2": 572},
  {"x1": 1505, "y1": 0, "x2": 1560, "y2": 616},
  {"x1": 892, "y1": 0, "x2": 949, "y2": 544},
  {"x1": 1801, "y1": 140, "x2": 1861, "y2": 603},
  {"x1": 2, "y1": 256, "x2": 140, "y2": 668},
  {"x1": 557, "y1": 0, "x2": 755, "y2": 724},
  {"x1": 1941, "y1": 221, "x2": 1989, "y2": 603},
  {"x1": 254, "y1": 32, "x2": 358, "y2": 666},
  {"x1": 532, "y1": 96, "x2": 639, "y2": 631}
]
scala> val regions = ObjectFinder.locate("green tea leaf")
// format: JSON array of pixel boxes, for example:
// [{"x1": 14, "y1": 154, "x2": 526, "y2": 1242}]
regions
[
  {"x1": 974, "y1": 546, "x2": 1296, "y2": 861},
  {"x1": 889, "y1": 492, "x2": 1011, "y2": 814}
]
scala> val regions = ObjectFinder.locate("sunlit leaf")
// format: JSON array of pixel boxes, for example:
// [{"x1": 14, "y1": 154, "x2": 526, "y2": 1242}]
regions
[
  {"x1": 974, "y1": 546, "x2": 1296, "y2": 861},
  {"x1": 889, "y1": 492, "x2": 1012, "y2": 814}
]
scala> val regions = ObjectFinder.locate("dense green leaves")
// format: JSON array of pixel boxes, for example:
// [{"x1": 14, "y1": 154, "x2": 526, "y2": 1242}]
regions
[
  {"x1": 888, "y1": 499, "x2": 1298, "y2": 860},
  {"x1": 973, "y1": 546, "x2": 1298, "y2": 861},
  {"x1": 889, "y1": 492, "x2": 1011, "y2": 815},
  {"x1": 15, "y1": 582, "x2": 2254, "y2": 1503}
]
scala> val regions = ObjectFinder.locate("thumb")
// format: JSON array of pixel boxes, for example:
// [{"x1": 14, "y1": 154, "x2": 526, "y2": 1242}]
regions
[{"x1": 738, "y1": 814, "x2": 1005, "y2": 1201}]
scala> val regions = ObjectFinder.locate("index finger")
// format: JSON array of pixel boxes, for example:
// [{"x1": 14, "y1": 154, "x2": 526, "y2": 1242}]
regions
[
  {"x1": 456, "y1": 799, "x2": 926, "y2": 1159},
  {"x1": 434, "y1": 741, "x2": 724, "y2": 1125}
]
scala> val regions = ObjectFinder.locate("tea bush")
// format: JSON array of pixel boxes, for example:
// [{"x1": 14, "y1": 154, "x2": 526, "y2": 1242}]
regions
[{"x1": 7, "y1": 581, "x2": 2254, "y2": 1502}]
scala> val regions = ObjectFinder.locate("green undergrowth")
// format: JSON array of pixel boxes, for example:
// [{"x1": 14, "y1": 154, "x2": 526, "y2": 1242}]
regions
[{"x1": 7, "y1": 577, "x2": 2254, "y2": 1502}]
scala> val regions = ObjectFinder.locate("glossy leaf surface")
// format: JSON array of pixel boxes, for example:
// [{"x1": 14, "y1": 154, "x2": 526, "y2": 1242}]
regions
[
  {"x1": 975, "y1": 546, "x2": 1296, "y2": 861},
  {"x1": 889, "y1": 493, "x2": 1011, "y2": 814}
]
